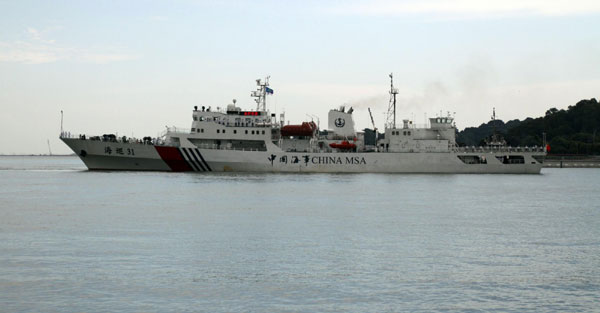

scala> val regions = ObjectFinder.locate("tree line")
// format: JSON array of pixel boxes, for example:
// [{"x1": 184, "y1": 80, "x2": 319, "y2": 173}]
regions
[{"x1": 456, "y1": 98, "x2": 600, "y2": 155}]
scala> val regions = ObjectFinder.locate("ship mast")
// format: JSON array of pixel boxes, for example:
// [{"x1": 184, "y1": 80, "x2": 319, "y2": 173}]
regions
[
  {"x1": 487, "y1": 107, "x2": 506, "y2": 147},
  {"x1": 491, "y1": 107, "x2": 496, "y2": 136},
  {"x1": 251, "y1": 76, "x2": 271, "y2": 112},
  {"x1": 386, "y1": 73, "x2": 399, "y2": 129}
]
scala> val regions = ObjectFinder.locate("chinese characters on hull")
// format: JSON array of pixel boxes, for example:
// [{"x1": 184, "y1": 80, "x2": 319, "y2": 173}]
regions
[
  {"x1": 104, "y1": 146, "x2": 135, "y2": 156},
  {"x1": 267, "y1": 154, "x2": 366, "y2": 166}
]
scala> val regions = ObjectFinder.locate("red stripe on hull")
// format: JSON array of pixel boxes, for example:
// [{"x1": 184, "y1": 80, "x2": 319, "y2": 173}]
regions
[{"x1": 154, "y1": 146, "x2": 193, "y2": 172}]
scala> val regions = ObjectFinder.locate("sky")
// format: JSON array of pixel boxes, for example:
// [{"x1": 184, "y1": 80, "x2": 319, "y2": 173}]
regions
[{"x1": 1, "y1": 0, "x2": 599, "y2": 154}]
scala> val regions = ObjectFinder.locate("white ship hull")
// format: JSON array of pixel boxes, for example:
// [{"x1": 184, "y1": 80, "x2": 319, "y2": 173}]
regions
[{"x1": 62, "y1": 138, "x2": 544, "y2": 174}]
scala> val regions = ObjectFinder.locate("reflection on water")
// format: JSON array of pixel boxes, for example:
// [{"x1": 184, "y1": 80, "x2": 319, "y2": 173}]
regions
[{"x1": 0, "y1": 156, "x2": 599, "y2": 312}]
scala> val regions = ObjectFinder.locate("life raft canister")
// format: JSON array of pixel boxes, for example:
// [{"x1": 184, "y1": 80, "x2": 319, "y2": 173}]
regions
[
  {"x1": 329, "y1": 140, "x2": 356, "y2": 150},
  {"x1": 280, "y1": 121, "x2": 318, "y2": 137}
]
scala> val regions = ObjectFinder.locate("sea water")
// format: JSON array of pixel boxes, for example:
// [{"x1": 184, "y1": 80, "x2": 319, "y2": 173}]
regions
[{"x1": 0, "y1": 156, "x2": 599, "y2": 312}]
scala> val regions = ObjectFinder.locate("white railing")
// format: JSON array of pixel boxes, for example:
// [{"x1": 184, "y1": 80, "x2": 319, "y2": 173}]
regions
[
  {"x1": 60, "y1": 131, "x2": 166, "y2": 146},
  {"x1": 455, "y1": 146, "x2": 545, "y2": 153},
  {"x1": 166, "y1": 126, "x2": 191, "y2": 134}
]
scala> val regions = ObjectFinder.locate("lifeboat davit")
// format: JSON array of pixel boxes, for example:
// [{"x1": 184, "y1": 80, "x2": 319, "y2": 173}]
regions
[
  {"x1": 329, "y1": 140, "x2": 356, "y2": 150},
  {"x1": 281, "y1": 121, "x2": 317, "y2": 137}
]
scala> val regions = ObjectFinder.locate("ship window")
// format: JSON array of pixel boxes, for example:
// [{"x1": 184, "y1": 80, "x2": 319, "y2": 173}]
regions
[
  {"x1": 222, "y1": 129, "x2": 226, "y2": 133},
  {"x1": 403, "y1": 131, "x2": 406, "y2": 135},
  {"x1": 252, "y1": 130, "x2": 255, "y2": 135},
  {"x1": 245, "y1": 130, "x2": 248, "y2": 134},
  {"x1": 193, "y1": 116, "x2": 197, "y2": 121},
  {"x1": 408, "y1": 131, "x2": 411, "y2": 136},
  {"x1": 234, "y1": 130, "x2": 237, "y2": 134},
  {"x1": 199, "y1": 116, "x2": 205, "y2": 121},
  {"x1": 191, "y1": 128, "x2": 196, "y2": 132},
  {"x1": 262, "y1": 130, "x2": 265, "y2": 135},
  {"x1": 217, "y1": 129, "x2": 220, "y2": 133},
  {"x1": 457, "y1": 155, "x2": 487, "y2": 164},
  {"x1": 197, "y1": 129, "x2": 200, "y2": 133},
  {"x1": 496, "y1": 155, "x2": 525, "y2": 164}
]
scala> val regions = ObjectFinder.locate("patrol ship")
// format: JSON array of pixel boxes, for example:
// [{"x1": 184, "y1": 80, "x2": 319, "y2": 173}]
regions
[{"x1": 60, "y1": 76, "x2": 545, "y2": 173}]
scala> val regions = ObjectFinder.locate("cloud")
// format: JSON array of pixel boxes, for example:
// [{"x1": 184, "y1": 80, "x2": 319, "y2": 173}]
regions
[
  {"x1": 149, "y1": 15, "x2": 169, "y2": 21},
  {"x1": 26, "y1": 27, "x2": 42, "y2": 41},
  {"x1": 0, "y1": 41, "x2": 65, "y2": 64},
  {"x1": 0, "y1": 27, "x2": 138, "y2": 64},
  {"x1": 79, "y1": 53, "x2": 138, "y2": 64},
  {"x1": 327, "y1": 0, "x2": 600, "y2": 19}
]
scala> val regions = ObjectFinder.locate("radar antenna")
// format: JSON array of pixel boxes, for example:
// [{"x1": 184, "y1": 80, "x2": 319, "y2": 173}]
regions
[
  {"x1": 385, "y1": 73, "x2": 399, "y2": 129},
  {"x1": 251, "y1": 76, "x2": 272, "y2": 112}
]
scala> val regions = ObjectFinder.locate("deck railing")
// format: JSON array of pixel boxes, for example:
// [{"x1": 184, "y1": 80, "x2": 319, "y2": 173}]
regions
[
  {"x1": 60, "y1": 131, "x2": 166, "y2": 146},
  {"x1": 61, "y1": 131, "x2": 546, "y2": 154},
  {"x1": 455, "y1": 146, "x2": 545, "y2": 153},
  {"x1": 165, "y1": 127, "x2": 191, "y2": 134}
]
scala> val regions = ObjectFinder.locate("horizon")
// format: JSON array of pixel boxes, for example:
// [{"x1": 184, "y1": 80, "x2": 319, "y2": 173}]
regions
[
  {"x1": 2, "y1": 99, "x2": 594, "y2": 156},
  {"x1": 1, "y1": 0, "x2": 598, "y2": 154}
]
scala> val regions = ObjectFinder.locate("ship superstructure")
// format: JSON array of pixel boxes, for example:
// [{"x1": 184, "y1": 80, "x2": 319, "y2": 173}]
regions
[{"x1": 60, "y1": 76, "x2": 545, "y2": 173}]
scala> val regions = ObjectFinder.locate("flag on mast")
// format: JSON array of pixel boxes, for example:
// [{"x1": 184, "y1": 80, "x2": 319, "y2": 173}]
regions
[{"x1": 265, "y1": 87, "x2": 274, "y2": 95}]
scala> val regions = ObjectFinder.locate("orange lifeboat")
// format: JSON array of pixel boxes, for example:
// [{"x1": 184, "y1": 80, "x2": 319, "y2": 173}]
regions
[
  {"x1": 329, "y1": 140, "x2": 356, "y2": 150},
  {"x1": 281, "y1": 121, "x2": 317, "y2": 137}
]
